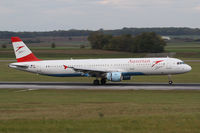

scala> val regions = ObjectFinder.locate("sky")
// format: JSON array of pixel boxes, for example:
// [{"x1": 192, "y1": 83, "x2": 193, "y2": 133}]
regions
[{"x1": 0, "y1": 0, "x2": 200, "y2": 31}]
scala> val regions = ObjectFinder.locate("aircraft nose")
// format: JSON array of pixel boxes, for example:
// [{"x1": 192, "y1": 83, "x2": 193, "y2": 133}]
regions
[{"x1": 186, "y1": 65, "x2": 192, "y2": 72}]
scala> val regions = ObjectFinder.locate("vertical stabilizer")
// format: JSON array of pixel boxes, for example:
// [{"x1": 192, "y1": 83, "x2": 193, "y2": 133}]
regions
[{"x1": 11, "y1": 37, "x2": 41, "y2": 62}]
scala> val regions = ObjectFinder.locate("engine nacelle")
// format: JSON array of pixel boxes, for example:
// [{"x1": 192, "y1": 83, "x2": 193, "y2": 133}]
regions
[{"x1": 106, "y1": 72, "x2": 122, "y2": 82}]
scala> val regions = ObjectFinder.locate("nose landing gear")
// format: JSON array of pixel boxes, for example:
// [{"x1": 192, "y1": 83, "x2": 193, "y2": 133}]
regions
[
  {"x1": 168, "y1": 80, "x2": 173, "y2": 85},
  {"x1": 168, "y1": 75, "x2": 173, "y2": 85}
]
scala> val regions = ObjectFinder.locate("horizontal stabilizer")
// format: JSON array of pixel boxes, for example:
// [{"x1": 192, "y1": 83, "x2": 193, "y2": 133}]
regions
[{"x1": 9, "y1": 64, "x2": 28, "y2": 69}]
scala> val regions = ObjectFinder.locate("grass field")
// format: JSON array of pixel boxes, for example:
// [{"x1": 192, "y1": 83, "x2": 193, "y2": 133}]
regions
[
  {"x1": 0, "y1": 89, "x2": 200, "y2": 133},
  {"x1": 0, "y1": 36, "x2": 89, "y2": 47},
  {"x1": 166, "y1": 42, "x2": 200, "y2": 58},
  {"x1": 0, "y1": 48, "x2": 145, "y2": 59},
  {"x1": 1, "y1": 46, "x2": 200, "y2": 59},
  {"x1": 1, "y1": 38, "x2": 200, "y2": 59},
  {"x1": 166, "y1": 42, "x2": 200, "y2": 47},
  {"x1": 1, "y1": 61, "x2": 199, "y2": 83}
]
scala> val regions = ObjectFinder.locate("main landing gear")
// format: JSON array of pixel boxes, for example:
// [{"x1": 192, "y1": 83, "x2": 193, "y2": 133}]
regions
[
  {"x1": 168, "y1": 75, "x2": 173, "y2": 85},
  {"x1": 101, "y1": 78, "x2": 106, "y2": 85},
  {"x1": 93, "y1": 78, "x2": 107, "y2": 85},
  {"x1": 93, "y1": 79, "x2": 99, "y2": 85}
]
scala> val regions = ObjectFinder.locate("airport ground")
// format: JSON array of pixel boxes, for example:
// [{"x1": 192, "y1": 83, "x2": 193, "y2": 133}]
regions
[
  {"x1": 0, "y1": 89, "x2": 200, "y2": 133},
  {"x1": 0, "y1": 38, "x2": 200, "y2": 132}
]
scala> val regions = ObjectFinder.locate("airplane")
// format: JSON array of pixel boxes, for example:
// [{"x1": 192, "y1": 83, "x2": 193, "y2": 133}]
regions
[{"x1": 9, "y1": 37, "x2": 192, "y2": 85}]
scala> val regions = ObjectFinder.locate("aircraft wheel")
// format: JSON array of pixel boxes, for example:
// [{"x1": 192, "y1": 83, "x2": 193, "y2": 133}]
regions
[
  {"x1": 93, "y1": 80, "x2": 100, "y2": 85},
  {"x1": 169, "y1": 81, "x2": 173, "y2": 85},
  {"x1": 101, "y1": 78, "x2": 106, "y2": 85}
]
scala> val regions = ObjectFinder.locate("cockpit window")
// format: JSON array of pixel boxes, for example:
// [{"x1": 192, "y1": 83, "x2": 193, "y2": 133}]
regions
[{"x1": 177, "y1": 62, "x2": 185, "y2": 65}]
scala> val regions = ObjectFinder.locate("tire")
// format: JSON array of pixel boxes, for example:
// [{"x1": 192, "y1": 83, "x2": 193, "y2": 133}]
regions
[
  {"x1": 101, "y1": 78, "x2": 106, "y2": 85},
  {"x1": 93, "y1": 80, "x2": 100, "y2": 85},
  {"x1": 169, "y1": 81, "x2": 173, "y2": 85}
]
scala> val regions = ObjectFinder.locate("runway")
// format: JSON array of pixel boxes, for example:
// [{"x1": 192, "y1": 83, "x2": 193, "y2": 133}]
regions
[
  {"x1": 1, "y1": 60, "x2": 200, "y2": 62},
  {"x1": 0, "y1": 82, "x2": 200, "y2": 90}
]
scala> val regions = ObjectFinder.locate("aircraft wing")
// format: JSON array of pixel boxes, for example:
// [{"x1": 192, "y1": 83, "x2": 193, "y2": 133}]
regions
[{"x1": 69, "y1": 67, "x2": 110, "y2": 77}]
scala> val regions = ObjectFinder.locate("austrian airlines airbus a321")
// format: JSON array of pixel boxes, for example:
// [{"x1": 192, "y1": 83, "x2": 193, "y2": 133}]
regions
[{"x1": 9, "y1": 37, "x2": 192, "y2": 85}]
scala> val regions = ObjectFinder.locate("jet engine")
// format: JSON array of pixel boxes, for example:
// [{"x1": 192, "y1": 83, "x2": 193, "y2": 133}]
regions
[{"x1": 106, "y1": 72, "x2": 122, "y2": 82}]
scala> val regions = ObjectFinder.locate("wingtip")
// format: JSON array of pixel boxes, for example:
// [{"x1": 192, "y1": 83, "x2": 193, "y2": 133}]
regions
[{"x1": 11, "y1": 37, "x2": 22, "y2": 42}]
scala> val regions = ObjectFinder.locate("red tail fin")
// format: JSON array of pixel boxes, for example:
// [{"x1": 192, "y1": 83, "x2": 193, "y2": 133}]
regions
[{"x1": 11, "y1": 37, "x2": 41, "y2": 62}]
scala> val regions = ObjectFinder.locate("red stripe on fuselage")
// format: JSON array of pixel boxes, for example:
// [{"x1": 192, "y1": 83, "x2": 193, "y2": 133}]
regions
[
  {"x1": 152, "y1": 60, "x2": 164, "y2": 67},
  {"x1": 17, "y1": 53, "x2": 41, "y2": 62}
]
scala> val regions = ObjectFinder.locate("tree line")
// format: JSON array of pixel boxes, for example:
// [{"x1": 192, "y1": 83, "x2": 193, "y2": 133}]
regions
[
  {"x1": 88, "y1": 32, "x2": 166, "y2": 53},
  {"x1": 1, "y1": 27, "x2": 200, "y2": 39}
]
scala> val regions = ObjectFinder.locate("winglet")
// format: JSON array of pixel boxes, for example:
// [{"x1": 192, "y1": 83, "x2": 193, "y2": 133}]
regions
[{"x1": 11, "y1": 37, "x2": 41, "y2": 62}]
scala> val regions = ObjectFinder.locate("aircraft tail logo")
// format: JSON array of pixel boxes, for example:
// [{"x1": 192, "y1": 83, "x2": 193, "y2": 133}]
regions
[
  {"x1": 16, "y1": 46, "x2": 25, "y2": 52},
  {"x1": 11, "y1": 37, "x2": 41, "y2": 62}
]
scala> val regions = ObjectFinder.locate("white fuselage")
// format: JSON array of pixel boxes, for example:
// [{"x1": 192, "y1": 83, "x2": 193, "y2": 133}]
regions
[{"x1": 9, "y1": 57, "x2": 192, "y2": 78}]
